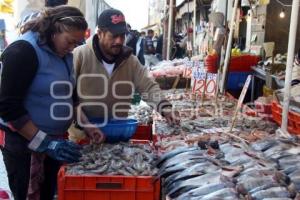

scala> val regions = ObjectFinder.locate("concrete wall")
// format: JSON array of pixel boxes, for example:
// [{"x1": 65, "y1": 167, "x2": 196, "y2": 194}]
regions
[{"x1": 265, "y1": 0, "x2": 300, "y2": 54}]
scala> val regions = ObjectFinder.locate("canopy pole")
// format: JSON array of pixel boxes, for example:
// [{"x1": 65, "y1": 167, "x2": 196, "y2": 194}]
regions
[
  {"x1": 281, "y1": 0, "x2": 300, "y2": 134},
  {"x1": 220, "y1": 0, "x2": 239, "y2": 94},
  {"x1": 193, "y1": 0, "x2": 197, "y2": 54},
  {"x1": 167, "y1": 0, "x2": 175, "y2": 60}
]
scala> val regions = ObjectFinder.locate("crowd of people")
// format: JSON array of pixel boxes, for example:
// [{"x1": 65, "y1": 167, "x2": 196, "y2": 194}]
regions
[
  {"x1": 125, "y1": 27, "x2": 193, "y2": 68},
  {"x1": 125, "y1": 27, "x2": 163, "y2": 68}
]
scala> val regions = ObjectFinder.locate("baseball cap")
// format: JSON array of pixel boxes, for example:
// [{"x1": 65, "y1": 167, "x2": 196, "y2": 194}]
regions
[{"x1": 97, "y1": 9, "x2": 127, "y2": 35}]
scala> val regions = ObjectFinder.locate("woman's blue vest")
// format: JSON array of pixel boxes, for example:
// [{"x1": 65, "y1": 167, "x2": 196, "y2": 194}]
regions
[{"x1": 20, "y1": 31, "x2": 75, "y2": 135}]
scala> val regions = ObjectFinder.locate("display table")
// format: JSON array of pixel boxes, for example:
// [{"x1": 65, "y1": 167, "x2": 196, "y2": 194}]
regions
[{"x1": 251, "y1": 66, "x2": 284, "y2": 101}]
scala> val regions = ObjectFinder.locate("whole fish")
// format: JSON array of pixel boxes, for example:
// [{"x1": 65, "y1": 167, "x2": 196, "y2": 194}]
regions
[
  {"x1": 199, "y1": 187, "x2": 238, "y2": 200},
  {"x1": 249, "y1": 186, "x2": 293, "y2": 200},
  {"x1": 156, "y1": 146, "x2": 199, "y2": 168},
  {"x1": 176, "y1": 182, "x2": 235, "y2": 200},
  {"x1": 251, "y1": 139, "x2": 278, "y2": 151},
  {"x1": 164, "y1": 162, "x2": 218, "y2": 189},
  {"x1": 167, "y1": 172, "x2": 231, "y2": 199},
  {"x1": 237, "y1": 177, "x2": 280, "y2": 195}
]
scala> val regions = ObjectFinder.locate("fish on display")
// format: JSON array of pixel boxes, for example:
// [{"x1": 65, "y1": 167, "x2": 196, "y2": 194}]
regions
[{"x1": 66, "y1": 142, "x2": 158, "y2": 176}]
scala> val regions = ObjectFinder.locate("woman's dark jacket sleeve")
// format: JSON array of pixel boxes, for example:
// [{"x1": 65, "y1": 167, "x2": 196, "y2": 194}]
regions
[{"x1": 0, "y1": 40, "x2": 38, "y2": 129}]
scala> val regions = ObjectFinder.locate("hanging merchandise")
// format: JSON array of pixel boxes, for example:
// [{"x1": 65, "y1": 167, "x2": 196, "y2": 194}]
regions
[
  {"x1": 0, "y1": 0, "x2": 13, "y2": 13},
  {"x1": 259, "y1": 0, "x2": 270, "y2": 5},
  {"x1": 241, "y1": 0, "x2": 250, "y2": 7}
]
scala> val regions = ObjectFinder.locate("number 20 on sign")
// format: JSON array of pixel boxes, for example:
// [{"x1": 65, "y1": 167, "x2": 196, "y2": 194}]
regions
[{"x1": 191, "y1": 73, "x2": 217, "y2": 94}]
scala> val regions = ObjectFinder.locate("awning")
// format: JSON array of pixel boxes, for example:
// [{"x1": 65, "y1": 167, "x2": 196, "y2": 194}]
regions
[
  {"x1": 177, "y1": 1, "x2": 194, "y2": 19},
  {"x1": 141, "y1": 23, "x2": 158, "y2": 31}
]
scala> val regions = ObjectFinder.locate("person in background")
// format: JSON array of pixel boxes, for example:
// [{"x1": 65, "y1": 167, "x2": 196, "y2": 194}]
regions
[
  {"x1": 179, "y1": 27, "x2": 194, "y2": 57},
  {"x1": 136, "y1": 31, "x2": 145, "y2": 65},
  {"x1": 70, "y1": 8, "x2": 179, "y2": 142},
  {"x1": 125, "y1": 23, "x2": 138, "y2": 55},
  {"x1": 45, "y1": 0, "x2": 68, "y2": 6},
  {"x1": 143, "y1": 29, "x2": 159, "y2": 68},
  {"x1": 155, "y1": 33, "x2": 163, "y2": 61},
  {"x1": 296, "y1": 48, "x2": 300, "y2": 65},
  {"x1": 291, "y1": 48, "x2": 300, "y2": 85},
  {"x1": 172, "y1": 32, "x2": 185, "y2": 59},
  {"x1": 153, "y1": 33, "x2": 158, "y2": 49},
  {"x1": 0, "y1": 6, "x2": 103, "y2": 200},
  {"x1": 18, "y1": 0, "x2": 68, "y2": 29},
  {"x1": 20, "y1": 0, "x2": 45, "y2": 19}
]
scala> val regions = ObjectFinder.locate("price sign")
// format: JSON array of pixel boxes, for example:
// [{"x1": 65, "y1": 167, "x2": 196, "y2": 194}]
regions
[
  {"x1": 182, "y1": 60, "x2": 205, "y2": 79},
  {"x1": 182, "y1": 60, "x2": 194, "y2": 78},
  {"x1": 183, "y1": 66, "x2": 193, "y2": 78},
  {"x1": 193, "y1": 60, "x2": 204, "y2": 68},
  {"x1": 191, "y1": 67, "x2": 217, "y2": 95}
]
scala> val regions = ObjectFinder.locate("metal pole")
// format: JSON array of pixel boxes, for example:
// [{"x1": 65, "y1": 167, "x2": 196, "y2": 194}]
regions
[
  {"x1": 167, "y1": 0, "x2": 174, "y2": 60},
  {"x1": 162, "y1": 0, "x2": 169, "y2": 60},
  {"x1": 193, "y1": 0, "x2": 196, "y2": 54},
  {"x1": 281, "y1": 0, "x2": 300, "y2": 134},
  {"x1": 220, "y1": 0, "x2": 239, "y2": 94},
  {"x1": 148, "y1": 0, "x2": 151, "y2": 25},
  {"x1": 225, "y1": 0, "x2": 228, "y2": 25}
]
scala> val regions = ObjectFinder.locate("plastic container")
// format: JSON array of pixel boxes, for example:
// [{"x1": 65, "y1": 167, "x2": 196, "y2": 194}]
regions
[
  {"x1": 271, "y1": 101, "x2": 300, "y2": 135},
  {"x1": 132, "y1": 125, "x2": 152, "y2": 141},
  {"x1": 205, "y1": 54, "x2": 218, "y2": 73},
  {"x1": 255, "y1": 101, "x2": 272, "y2": 115},
  {"x1": 89, "y1": 118, "x2": 138, "y2": 143},
  {"x1": 58, "y1": 166, "x2": 160, "y2": 200},
  {"x1": 226, "y1": 72, "x2": 252, "y2": 90},
  {"x1": 257, "y1": 113, "x2": 273, "y2": 121},
  {"x1": 205, "y1": 55, "x2": 260, "y2": 73}
]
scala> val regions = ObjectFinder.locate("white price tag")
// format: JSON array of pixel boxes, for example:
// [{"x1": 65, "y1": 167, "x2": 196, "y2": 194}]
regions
[{"x1": 191, "y1": 67, "x2": 217, "y2": 95}]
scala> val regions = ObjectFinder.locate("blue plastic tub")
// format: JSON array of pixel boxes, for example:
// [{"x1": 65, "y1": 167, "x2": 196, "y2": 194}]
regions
[
  {"x1": 89, "y1": 118, "x2": 138, "y2": 143},
  {"x1": 227, "y1": 72, "x2": 252, "y2": 90}
]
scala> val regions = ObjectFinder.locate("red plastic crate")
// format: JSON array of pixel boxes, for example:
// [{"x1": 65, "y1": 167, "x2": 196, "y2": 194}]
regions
[
  {"x1": 257, "y1": 113, "x2": 273, "y2": 121},
  {"x1": 271, "y1": 101, "x2": 300, "y2": 135},
  {"x1": 132, "y1": 125, "x2": 152, "y2": 140},
  {"x1": 255, "y1": 101, "x2": 272, "y2": 115},
  {"x1": 58, "y1": 166, "x2": 160, "y2": 200},
  {"x1": 205, "y1": 54, "x2": 260, "y2": 73}
]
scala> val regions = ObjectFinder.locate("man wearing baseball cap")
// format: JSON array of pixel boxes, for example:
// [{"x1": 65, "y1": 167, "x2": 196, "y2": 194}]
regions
[{"x1": 71, "y1": 9, "x2": 179, "y2": 142}]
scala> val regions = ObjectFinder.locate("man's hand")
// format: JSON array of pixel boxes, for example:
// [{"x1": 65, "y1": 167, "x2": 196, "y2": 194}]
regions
[
  {"x1": 162, "y1": 107, "x2": 180, "y2": 125},
  {"x1": 84, "y1": 124, "x2": 106, "y2": 144}
]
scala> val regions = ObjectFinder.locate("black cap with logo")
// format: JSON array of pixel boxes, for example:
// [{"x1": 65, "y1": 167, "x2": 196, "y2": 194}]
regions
[{"x1": 97, "y1": 9, "x2": 127, "y2": 35}]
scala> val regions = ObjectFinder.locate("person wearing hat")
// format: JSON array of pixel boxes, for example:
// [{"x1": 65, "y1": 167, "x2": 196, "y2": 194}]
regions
[{"x1": 71, "y1": 8, "x2": 179, "y2": 141}]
